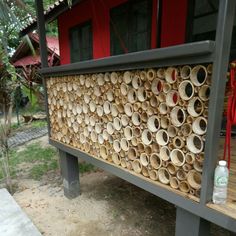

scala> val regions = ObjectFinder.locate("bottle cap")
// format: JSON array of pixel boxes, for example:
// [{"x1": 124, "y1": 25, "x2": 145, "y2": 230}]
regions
[{"x1": 219, "y1": 160, "x2": 227, "y2": 166}]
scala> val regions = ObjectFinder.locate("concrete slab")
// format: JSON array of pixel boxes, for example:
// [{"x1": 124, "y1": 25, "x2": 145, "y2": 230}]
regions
[{"x1": 0, "y1": 188, "x2": 41, "y2": 236}]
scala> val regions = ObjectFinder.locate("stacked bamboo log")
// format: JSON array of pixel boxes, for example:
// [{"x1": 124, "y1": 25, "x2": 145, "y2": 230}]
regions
[{"x1": 46, "y1": 64, "x2": 211, "y2": 198}]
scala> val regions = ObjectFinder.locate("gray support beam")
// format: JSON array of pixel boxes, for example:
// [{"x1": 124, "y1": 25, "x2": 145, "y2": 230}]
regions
[
  {"x1": 35, "y1": 0, "x2": 48, "y2": 68},
  {"x1": 59, "y1": 150, "x2": 80, "y2": 199},
  {"x1": 175, "y1": 207, "x2": 210, "y2": 236},
  {"x1": 200, "y1": 0, "x2": 236, "y2": 204}
]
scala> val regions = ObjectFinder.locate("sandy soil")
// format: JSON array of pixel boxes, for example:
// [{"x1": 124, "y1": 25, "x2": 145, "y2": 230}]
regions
[{"x1": 11, "y1": 137, "x2": 234, "y2": 236}]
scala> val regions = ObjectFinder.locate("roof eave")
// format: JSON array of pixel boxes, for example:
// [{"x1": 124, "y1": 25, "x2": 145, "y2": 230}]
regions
[{"x1": 20, "y1": 0, "x2": 82, "y2": 37}]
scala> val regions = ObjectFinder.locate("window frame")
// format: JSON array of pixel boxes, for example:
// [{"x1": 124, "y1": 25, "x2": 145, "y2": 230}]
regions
[{"x1": 69, "y1": 20, "x2": 93, "y2": 63}]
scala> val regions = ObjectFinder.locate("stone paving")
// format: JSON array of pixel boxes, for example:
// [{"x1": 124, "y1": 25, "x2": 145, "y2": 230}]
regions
[{"x1": 8, "y1": 127, "x2": 48, "y2": 148}]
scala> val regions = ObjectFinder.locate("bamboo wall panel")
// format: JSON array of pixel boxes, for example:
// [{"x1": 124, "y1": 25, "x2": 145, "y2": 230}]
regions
[{"x1": 46, "y1": 64, "x2": 212, "y2": 199}]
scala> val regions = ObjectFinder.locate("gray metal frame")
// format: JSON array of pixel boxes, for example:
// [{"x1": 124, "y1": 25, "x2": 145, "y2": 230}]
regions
[{"x1": 35, "y1": 0, "x2": 236, "y2": 234}]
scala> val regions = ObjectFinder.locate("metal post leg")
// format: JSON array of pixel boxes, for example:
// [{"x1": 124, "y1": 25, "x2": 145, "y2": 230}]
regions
[
  {"x1": 175, "y1": 207, "x2": 210, "y2": 236},
  {"x1": 59, "y1": 150, "x2": 80, "y2": 199}
]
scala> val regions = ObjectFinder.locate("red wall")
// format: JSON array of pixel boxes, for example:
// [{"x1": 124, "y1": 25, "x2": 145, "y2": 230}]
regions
[
  {"x1": 58, "y1": 0, "x2": 187, "y2": 65},
  {"x1": 160, "y1": 0, "x2": 188, "y2": 48}
]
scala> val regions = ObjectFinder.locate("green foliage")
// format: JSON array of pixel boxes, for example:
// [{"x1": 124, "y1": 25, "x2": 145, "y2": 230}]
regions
[
  {"x1": 31, "y1": 120, "x2": 47, "y2": 128},
  {"x1": 0, "y1": 143, "x2": 58, "y2": 181},
  {"x1": 79, "y1": 162, "x2": 95, "y2": 174}
]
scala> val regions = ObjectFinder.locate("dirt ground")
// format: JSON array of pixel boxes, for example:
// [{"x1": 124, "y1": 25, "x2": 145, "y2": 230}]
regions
[{"x1": 11, "y1": 137, "x2": 235, "y2": 236}]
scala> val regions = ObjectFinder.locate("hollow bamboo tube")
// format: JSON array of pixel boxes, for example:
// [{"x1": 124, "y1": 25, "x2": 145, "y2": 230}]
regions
[
  {"x1": 132, "y1": 75, "x2": 142, "y2": 89},
  {"x1": 187, "y1": 97, "x2": 204, "y2": 117},
  {"x1": 98, "y1": 134, "x2": 104, "y2": 144},
  {"x1": 113, "y1": 117, "x2": 122, "y2": 131},
  {"x1": 103, "y1": 101, "x2": 111, "y2": 115},
  {"x1": 166, "y1": 90, "x2": 179, "y2": 107},
  {"x1": 173, "y1": 136, "x2": 185, "y2": 149},
  {"x1": 176, "y1": 169, "x2": 187, "y2": 181},
  {"x1": 141, "y1": 112, "x2": 148, "y2": 122},
  {"x1": 179, "y1": 181, "x2": 190, "y2": 193},
  {"x1": 190, "y1": 65, "x2": 207, "y2": 86},
  {"x1": 185, "y1": 153, "x2": 195, "y2": 165},
  {"x1": 167, "y1": 162, "x2": 179, "y2": 175},
  {"x1": 132, "y1": 112, "x2": 142, "y2": 126},
  {"x1": 112, "y1": 153, "x2": 121, "y2": 165},
  {"x1": 120, "y1": 138, "x2": 129, "y2": 151},
  {"x1": 149, "y1": 170, "x2": 158, "y2": 181},
  {"x1": 170, "y1": 149, "x2": 185, "y2": 167},
  {"x1": 150, "y1": 153, "x2": 162, "y2": 169},
  {"x1": 134, "y1": 127, "x2": 141, "y2": 137},
  {"x1": 132, "y1": 160, "x2": 142, "y2": 174},
  {"x1": 124, "y1": 126, "x2": 133, "y2": 140},
  {"x1": 149, "y1": 96, "x2": 158, "y2": 108},
  {"x1": 151, "y1": 78, "x2": 163, "y2": 95},
  {"x1": 125, "y1": 161, "x2": 132, "y2": 170},
  {"x1": 158, "y1": 168, "x2": 170, "y2": 184},
  {"x1": 131, "y1": 137, "x2": 138, "y2": 146},
  {"x1": 183, "y1": 163, "x2": 192, "y2": 172},
  {"x1": 144, "y1": 81, "x2": 151, "y2": 90},
  {"x1": 128, "y1": 147, "x2": 137, "y2": 160},
  {"x1": 170, "y1": 177, "x2": 180, "y2": 189},
  {"x1": 140, "y1": 71, "x2": 147, "y2": 81},
  {"x1": 192, "y1": 117, "x2": 207, "y2": 135},
  {"x1": 127, "y1": 89, "x2": 137, "y2": 104},
  {"x1": 124, "y1": 103, "x2": 133, "y2": 117},
  {"x1": 100, "y1": 145, "x2": 108, "y2": 160},
  {"x1": 142, "y1": 166, "x2": 149, "y2": 177},
  {"x1": 156, "y1": 129, "x2": 169, "y2": 146},
  {"x1": 113, "y1": 140, "x2": 121, "y2": 153},
  {"x1": 120, "y1": 158, "x2": 127, "y2": 168},
  {"x1": 141, "y1": 129, "x2": 153, "y2": 145},
  {"x1": 165, "y1": 67, "x2": 178, "y2": 84},
  {"x1": 160, "y1": 146, "x2": 170, "y2": 161},
  {"x1": 137, "y1": 87, "x2": 147, "y2": 102},
  {"x1": 121, "y1": 115, "x2": 129, "y2": 127},
  {"x1": 187, "y1": 170, "x2": 201, "y2": 190},
  {"x1": 147, "y1": 115, "x2": 160, "y2": 132},
  {"x1": 178, "y1": 80, "x2": 194, "y2": 101},
  {"x1": 133, "y1": 102, "x2": 141, "y2": 112},
  {"x1": 91, "y1": 131, "x2": 98, "y2": 143},
  {"x1": 157, "y1": 68, "x2": 165, "y2": 79},
  {"x1": 107, "y1": 122, "x2": 114, "y2": 135},
  {"x1": 159, "y1": 102, "x2": 169, "y2": 115},
  {"x1": 160, "y1": 116, "x2": 170, "y2": 129},
  {"x1": 199, "y1": 85, "x2": 210, "y2": 101},
  {"x1": 147, "y1": 106, "x2": 155, "y2": 116},
  {"x1": 123, "y1": 71, "x2": 132, "y2": 84},
  {"x1": 144, "y1": 146, "x2": 152, "y2": 155},
  {"x1": 110, "y1": 72, "x2": 118, "y2": 84},
  {"x1": 147, "y1": 68, "x2": 156, "y2": 81},
  {"x1": 186, "y1": 134, "x2": 203, "y2": 154},
  {"x1": 180, "y1": 65, "x2": 191, "y2": 79},
  {"x1": 167, "y1": 125, "x2": 177, "y2": 138},
  {"x1": 163, "y1": 82, "x2": 172, "y2": 93},
  {"x1": 170, "y1": 106, "x2": 186, "y2": 127},
  {"x1": 140, "y1": 153, "x2": 150, "y2": 167},
  {"x1": 193, "y1": 160, "x2": 203, "y2": 172},
  {"x1": 152, "y1": 143, "x2": 160, "y2": 153}
]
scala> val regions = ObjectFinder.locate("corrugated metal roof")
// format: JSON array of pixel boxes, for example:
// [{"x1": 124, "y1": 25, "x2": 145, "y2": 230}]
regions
[{"x1": 20, "y1": 0, "x2": 76, "y2": 36}]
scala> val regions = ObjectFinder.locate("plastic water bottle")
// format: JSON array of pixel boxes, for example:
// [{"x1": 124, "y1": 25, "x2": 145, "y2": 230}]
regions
[{"x1": 212, "y1": 160, "x2": 229, "y2": 204}]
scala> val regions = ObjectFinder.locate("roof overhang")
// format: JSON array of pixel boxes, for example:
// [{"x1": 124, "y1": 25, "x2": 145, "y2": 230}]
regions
[{"x1": 20, "y1": 0, "x2": 82, "y2": 37}]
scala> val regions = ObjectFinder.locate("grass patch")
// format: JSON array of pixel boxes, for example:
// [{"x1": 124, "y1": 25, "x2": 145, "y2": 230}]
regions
[
  {"x1": 0, "y1": 143, "x2": 58, "y2": 181},
  {"x1": 31, "y1": 120, "x2": 47, "y2": 128},
  {"x1": 79, "y1": 162, "x2": 95, "y2": 174}
]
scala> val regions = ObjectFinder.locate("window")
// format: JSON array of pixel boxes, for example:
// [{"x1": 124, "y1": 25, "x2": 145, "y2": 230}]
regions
[
  {"x1": 187, "y1": 0, "x2": 236, "y2": 59},
  {"x1": 110, "y1": 0, "x2": 152, "y2": 55},
  {"x1": 69, "y1": 21, "x2": 93, "y2": 63}
]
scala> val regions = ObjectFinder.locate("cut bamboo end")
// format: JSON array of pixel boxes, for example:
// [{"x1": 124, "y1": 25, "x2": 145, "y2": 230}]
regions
[
  {"x1": 179, "y1": 181, "x2": 190, "y2": 193},
  {"x1": 158, "y1": 168, "x2": 170, "y2": 185},
  {"x1": 149, "y1": 170, "x2": 159, "y2": 181},
  {"x1": 140, "y1": 153, "x2": 150, "y2": 167},
  {"x1": 187, "y1": 170, "x2": 202, "y2": 190},
  {"x1": 160, "y1": 146, "x2": 170, "y2": 161},
  {"x1": 150, "y1": 153, "x2": 162, "y2": 169},
  {"x1": 170, "y1": 149, "x2": 185, "y2": 167},
  {"x1": 132, "y1": 160, "x2": 142, "y2": 174},
  {"x1": 190, "y1": 65, "x2": 207, "y2": 86},
  {"x1": 170, "y1": 177, "x2": 179, "y2": 189}
]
